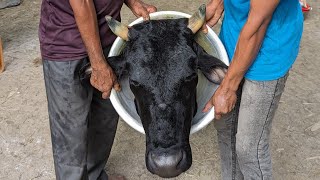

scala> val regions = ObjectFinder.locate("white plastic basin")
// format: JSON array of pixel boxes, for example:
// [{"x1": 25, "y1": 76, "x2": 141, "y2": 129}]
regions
[{"x1": 108, "y1": 11, "x2": 229, "y2": 134}]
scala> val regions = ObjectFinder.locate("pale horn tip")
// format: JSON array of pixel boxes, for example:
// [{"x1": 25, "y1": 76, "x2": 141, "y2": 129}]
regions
[
  {"x1": 188, "y1": 4, "x2": 206, "y2": 33},
  {"x1": 199, "y1": 4, "x2": 206, "y2": 19},
  {"x1": 105, "y1": 15, "x2": 113, "y2": 24}
]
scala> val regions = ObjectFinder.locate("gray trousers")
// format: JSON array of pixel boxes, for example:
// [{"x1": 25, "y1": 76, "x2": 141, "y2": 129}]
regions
[
  {"x1": 214, "y1": 74, "x2": 288, "y2": 180},
  {"x1": 43, "y1": 52, "x2": 119, "y2": 180}
]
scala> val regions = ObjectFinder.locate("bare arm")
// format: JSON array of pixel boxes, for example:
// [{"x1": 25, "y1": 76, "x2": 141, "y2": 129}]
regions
[
  {"x1": 70, "y1": 0, "x2": 104, "y2": 67},
  {"x1": 124, "y1": 0, "x2": 157, "y2": 20},
  {"x1": 203, "y1": 0, "x2": 280, "y2": 119},
  {"x1": 69, "y1": 0, "x2": 119, "y2": 99},
  {"x1": 221, "y1": 0, "x2": 279, "y2": 91}
]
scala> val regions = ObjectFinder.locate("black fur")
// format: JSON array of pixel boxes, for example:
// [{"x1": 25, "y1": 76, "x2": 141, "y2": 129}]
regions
[{"x1": 108, "y1": 18, "x2": 227, "y2": 177}]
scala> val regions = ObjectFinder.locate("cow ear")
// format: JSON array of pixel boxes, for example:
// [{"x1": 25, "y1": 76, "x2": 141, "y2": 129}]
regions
[
  {"x1": 107, "y1": 55, "x2": 128, "y2": 80},
  {"x1": 195, "y1": 43, "x2": 228, "y2": 84}
]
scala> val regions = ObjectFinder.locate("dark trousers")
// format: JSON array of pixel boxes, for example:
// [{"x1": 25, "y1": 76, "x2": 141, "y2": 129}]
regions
[{"x1": 42, "y1": 53, "x2": 119, "y2": 180}]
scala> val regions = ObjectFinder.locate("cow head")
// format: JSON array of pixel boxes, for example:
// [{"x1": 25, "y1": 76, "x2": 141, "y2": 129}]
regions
[{"x1": 83, "y1": 5, "x2": 227, "y2": 178}]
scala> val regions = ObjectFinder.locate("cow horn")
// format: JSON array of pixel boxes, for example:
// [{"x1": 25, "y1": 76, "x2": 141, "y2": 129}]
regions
[
  {"x1": 188, "y1": 4, "x2": 206, "y2": 33},
  {"x1": 105, "y1": 16, "x2": 129, "y2": 41}
]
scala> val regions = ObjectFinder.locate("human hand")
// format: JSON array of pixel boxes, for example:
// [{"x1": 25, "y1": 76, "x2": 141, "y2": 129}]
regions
[
  {"x1": 125, "y1": 0, "x2": 157, "y2": 20},
  {"x1": 202, "y1": 86, "x2": 237, "y2": 119},
  {"x1": 90, "y1": 60, "x2": 121, "y2": 99},
  {"x1": 202, "y1": 0, "x2": 224, "y2": 33}
]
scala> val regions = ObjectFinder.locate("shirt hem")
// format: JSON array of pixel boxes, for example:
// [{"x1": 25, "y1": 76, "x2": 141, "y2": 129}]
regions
[
  {"x1": 244, "y1": 68, "x2": 291, "y2": 81},
  {"x1": 41, "y1": 54, "x2": 89, "y2": 62}
]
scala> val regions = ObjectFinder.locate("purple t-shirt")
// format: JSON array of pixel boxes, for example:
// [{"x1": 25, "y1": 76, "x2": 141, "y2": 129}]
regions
[{"x1": 39, "y1": 0, "x2": 124, "y2": 60}]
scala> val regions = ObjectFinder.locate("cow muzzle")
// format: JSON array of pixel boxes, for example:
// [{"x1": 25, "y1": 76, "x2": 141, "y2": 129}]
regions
[{"x1": 146, "y1": 150, "x2": 189, "y2": 178}]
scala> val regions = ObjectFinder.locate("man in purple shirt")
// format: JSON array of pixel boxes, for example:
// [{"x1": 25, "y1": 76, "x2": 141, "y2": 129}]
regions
[{"x1": 39, "y1": 1, "x2": 156, "y2": 180}]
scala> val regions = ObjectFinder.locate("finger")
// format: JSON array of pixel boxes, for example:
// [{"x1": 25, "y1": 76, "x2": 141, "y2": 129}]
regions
[
  {"x1": 207, "y1": 11, "x2": 223, "y2": 27},
  {"x1": 215, "y1": 113, "x2": 222, "y2": 120},
  {"x1": 100, "y1": 83, "x2": 112, "y2": 93},
  {"x1": 102, "y1": 91, "x2": 111, "y2": 99},
  {"x1": 90, "y1": 79, "x2": 103, "y2": 92},
  {"x1": 221, "y1": 109, "x2": 229, "y2": 115},
  {"x1": 140, "y1": 10, "x2": 150, "y2": 21},
  {"x1": 209, "y1": 9, "x2": 224, "y2": 27},
  {"x1": 147, "y1": 5, "x2": 157, "y2": 13},
  {"x1": 214, "y1": 106, "x2": 222, "y2": 119},
  {"x1": 142, "y1": 14, "x2": 149, "y2": 21},
  {"x1": 206, "y1": 17, "x2": 219, "y2": 27},
  {"x1": 202, "y1": 24, "x2": 208, "y2": 34},
  {"x1": 113, "y1": 81, "x2": 121, "y2": 92},
  {"x1": 202, "y1": 101, "x2": 213, "y2": 113}
]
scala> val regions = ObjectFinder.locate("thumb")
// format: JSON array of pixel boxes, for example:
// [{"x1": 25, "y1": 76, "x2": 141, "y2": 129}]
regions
[{"x1": 113, "y1": 80, "x2": 121, "y2": 92}]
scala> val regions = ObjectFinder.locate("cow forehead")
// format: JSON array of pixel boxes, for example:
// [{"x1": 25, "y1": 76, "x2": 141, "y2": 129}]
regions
[
  {"x1": 125, "y1": 19, "x2": 197, "y2": 83},
  {"x1": 127, "y1": 43, "x2": 197, "y2": 87},
  {"x1": 129, "y1": 18, "x2": 191, "y2": 39}
]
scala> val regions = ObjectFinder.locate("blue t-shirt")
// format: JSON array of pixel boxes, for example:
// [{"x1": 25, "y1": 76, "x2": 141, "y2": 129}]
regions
[{"x1": 219, "y1": 0, "x2": 303, "y2": 81}]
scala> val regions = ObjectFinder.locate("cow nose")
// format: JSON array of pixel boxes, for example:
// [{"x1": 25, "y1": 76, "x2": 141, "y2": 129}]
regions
[
  {"x1": 147, "y1": 150, "x2": 185, "y2": 178},
  {"x1": 158, "y1": 103, "x2": 167, "y2": 110}
]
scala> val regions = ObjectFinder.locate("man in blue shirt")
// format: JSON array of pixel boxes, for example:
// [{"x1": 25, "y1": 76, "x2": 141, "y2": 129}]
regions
[{"x1": 203, "y1": 0, "x2": 303, "y2": 179}]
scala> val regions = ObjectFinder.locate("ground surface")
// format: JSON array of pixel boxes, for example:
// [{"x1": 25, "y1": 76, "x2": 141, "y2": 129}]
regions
[{"x1": 0, "y1": 0, "x2": 319, "y2": 180}]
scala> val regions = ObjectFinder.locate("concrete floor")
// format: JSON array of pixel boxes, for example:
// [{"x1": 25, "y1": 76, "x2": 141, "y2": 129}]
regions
[{"x1": 0, "y1": 0, "x2": 319, "y2": 179}]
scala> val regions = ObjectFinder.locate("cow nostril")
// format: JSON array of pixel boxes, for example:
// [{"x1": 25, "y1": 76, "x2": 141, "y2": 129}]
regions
[
  {"x1": 147, "y1": 150, "x2": 185, "y2": 178},
  {"x1": 158, "y1": 103, "x2": 167, "y2": 110}
]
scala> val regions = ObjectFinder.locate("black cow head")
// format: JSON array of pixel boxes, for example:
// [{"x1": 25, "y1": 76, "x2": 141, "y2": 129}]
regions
[{"x1": 84, "y1": 5, "x2": 227, "y2": 178}]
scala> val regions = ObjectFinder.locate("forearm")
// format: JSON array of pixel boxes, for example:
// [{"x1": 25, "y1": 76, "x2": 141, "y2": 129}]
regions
[
  {"x1": 221, "y1": 20, "x2": 269, "y2": 91},
  {"x1": 220, "y1": 0, "x2": 279, "y2": 91},
  {"x1": 69, "y1": 0, "x2": 106, "y2": 68}
]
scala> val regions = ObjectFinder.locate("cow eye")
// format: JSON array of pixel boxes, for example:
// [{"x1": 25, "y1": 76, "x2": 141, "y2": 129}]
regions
[
  {"x1": 185, "y1": 73, "x2": 198, "y2": 82},
  {"x1": 129, "y1": 79, "x2": 141, "y2": 86}
]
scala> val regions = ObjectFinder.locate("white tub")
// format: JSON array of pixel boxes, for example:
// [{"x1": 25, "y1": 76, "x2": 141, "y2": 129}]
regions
[{"x1": 108, "y1": 11, "x2": 229, "y2": 134}]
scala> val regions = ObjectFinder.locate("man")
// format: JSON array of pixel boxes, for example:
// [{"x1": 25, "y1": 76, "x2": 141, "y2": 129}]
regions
[
  {"x1": 203, "y1": 0, "x2": 303, "y2": 179},
  {"x1": 39, "y1": 0, "x2": 156, "y2": 179}
]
